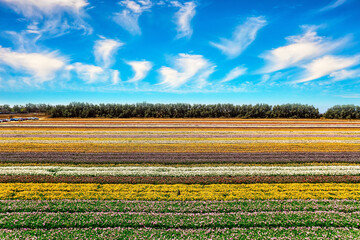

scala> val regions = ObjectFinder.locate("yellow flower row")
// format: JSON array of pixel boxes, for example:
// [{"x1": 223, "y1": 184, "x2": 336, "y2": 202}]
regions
[
  {"x1": 1, "y1": 183, "x2": 360, "y2": 200},
  {"x1": 1, "y1": 142, "x2": 359, "y2": 152},
  {"x1": 3, "y1": 137, "x2": 360, "y2": 141}
]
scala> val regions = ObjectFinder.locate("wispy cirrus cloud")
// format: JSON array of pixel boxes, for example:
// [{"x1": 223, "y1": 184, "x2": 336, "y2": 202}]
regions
[
  {"x1": 113, "y1": 0, "x2": 152, "y2": 35},
  {"x1": 126, "y1": 60, "x2": 153, "y2": 82},
  {"x1": 320, "y1": 0, "x2": 348, "y2": 12},
  {"x1": 260, "y1": 27, "x2": 350, "y2": 73},
  {"x1": 338, "y1": 94, "x2": 360, "y2": 98},
  {"x1": 0, "y1": 46, "x2": 66, "y2": 84},
  {"x1": 94, "y1": 37, "x2": 124, "y2": 68},
  {"x1": 0, "y1": 0, "x2": 91, "y2": 39},
  {"x1": 329, "y1": 69, "x2": 360, "y2": 81},
  {"x1": 66, "y1": 62, "x2": 105, "y2": 84},
  {"x1": 220, "y1": 66, "x2": 247, "y2": 83},
  {"x1": 159, "y1": 53, "x2": 215, "y2": 88},
  {"x1": 294, "y1": 55, "x2": 360, "y2": 83},
  {"x1": 210, "y1": 16, "x2": 267, "y2": 58},
  {"x1": 172, "y1": 1, "x2": 196, "y2": 39},
  {"x1": 112, "y1": 70, "x2": 121, "y2": 85}
]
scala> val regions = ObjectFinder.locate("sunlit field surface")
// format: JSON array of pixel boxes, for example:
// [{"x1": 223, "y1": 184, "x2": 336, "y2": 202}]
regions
[{"x1": 1, "y1": 118, "x2": 360, "y2": 239}]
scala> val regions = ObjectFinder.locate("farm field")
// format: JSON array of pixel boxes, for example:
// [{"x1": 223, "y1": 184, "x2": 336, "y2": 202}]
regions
[{"x1": 1, "y1": 118, "x2": 360, "y2": 239}]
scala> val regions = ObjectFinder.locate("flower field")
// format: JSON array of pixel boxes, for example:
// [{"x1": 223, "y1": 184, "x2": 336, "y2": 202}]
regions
[{"x1": 1, "y1": 118, "x2": 360, "y2": 239}]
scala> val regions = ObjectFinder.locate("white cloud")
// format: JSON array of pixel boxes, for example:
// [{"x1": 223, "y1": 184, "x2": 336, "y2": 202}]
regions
[
  {"x1": 0, "y1": 46, "x2": 66, "y2": 83},
  {"x1": 67, "y1": 62, "x2": 104, "y2": 84},
  {"x1": 112, "y1": 70, "x2": 121, "y2": 85},
  {"x1": 0, "y1": 0, "x2": 91, "y2": 37},
  {"x1": 294, "y1": 55, "x2": 360, "y2": 83},
  {"x1": 126, "y1": 60, "x2": 152, "y2": 82},
  {"x1": 5, "y1": 30, "x2": 42, "y2": 52},
  {"x1": 261, "y1": 28, "x2": 349, "y2": 73},
  {"x1": 220, "y1": 66, "x2": 247, "y2": 83},
  {"x1": 320, "y1": 0, "x2": 347, "y2": 11},
  {"x1": 329, "y1": 69, "x2": 360, "y2": 81},
  {"x1": 260, "y1": 28, "x2": 350, "y2": 73},
  {"x1": 260, "y1": 74, "x2": 271, "y2": 83},
  {"x1": 196, "y1": 66, "x2": 216, "y2": 89},
  {"x1": 258, "y1": 72, "x2": 286, "y2": 86},
  {"x1": 113, "y1": 0, "x2": 152, "y2": 35},
  {"x1": 210, "y1": 16, "x2": 267, "y2": 58},
  {"x1": 159, "y1": 53, "x2": 215, "y2": 88},
  {"x1": 339, "y1": 94, "x2": 360, "y2": 98},
  {"x1": 94, "y1": 38, "x2": 124, "y2": 68},
  {"x1": 0, "y1": 0, "x2": 88, "y2": 17},
  {"x1": 173, "y1": 1, "x2": 196, "y2": 39}
]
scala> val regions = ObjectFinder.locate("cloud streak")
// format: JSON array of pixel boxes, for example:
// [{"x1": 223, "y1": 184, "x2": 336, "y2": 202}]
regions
[
  {"x1": 329, "y1": 69, "x2": 360, "y2": 82},
  {"x1": 294, "y1": 55, "x2": 360, "y2": 83},
  {"x1": 320, "y1": 0, "x2": 347, "y2": 12},
  {"x1": 159, "y1": 53, "x2": 215, "y2": 88},
  {"x1": 126, "y1": 60, "x2": 153, "y2": 82},
  {"x1": 94, "y1": 37, "x2": 124, "y2": 68},
  {"x1": 113, "y1": 0, "x2": 152, "y2": 35},
  {"x1": 210, "y1": 16, "x2": 267, "y2": 58},
  {"x1": 0, "y1": 46, "x2": 66, "y2": 84},
  {"x1": 67, "y1": 63, "x2": 105, "y2": 84},
  {"x1": 260, "y1": 28, "x2": 350, "y2": 73},
  {"x1": 173, "y1": 1, "x2": 196, "y2": 39},
  {"x1": 0, "y1": 0, "x2": 91, "y2": 38},
  {"x1": 112, "y1": 70, "x2": 121, "y2": 85},
  {"x1": 220, "y1": 66, "x2": 247, "y2": 83}
]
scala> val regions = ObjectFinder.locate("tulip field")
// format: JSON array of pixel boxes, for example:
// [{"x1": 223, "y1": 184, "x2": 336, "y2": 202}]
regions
[{"x1": 1, "y1": 118, "x2": 360, "y2": 239}]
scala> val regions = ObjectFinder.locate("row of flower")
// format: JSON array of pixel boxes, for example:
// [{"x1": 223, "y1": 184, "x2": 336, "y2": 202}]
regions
[
  {"x1": 15, "y1": 119, "x2": 360, "y2": 123},
  {"x1": 2, "y1": 152, "x2": 360, "y2": 164},
  {"x1": 3, "y1": 129, "x2": 360, "y2": 134},
  {"x1": 4, "y1": 175, "x2": 360, "y2": 184},
  {"x1": 3, "y1": 138, "x2": 360, "y2": 144},
  {"x1": 3, "y1": 125, "x2": 360, "y2": 130},
  {"x1": 1, "y1": 226, "x2": 359, "y2": 239},
  {"x1": 2, "y1": 142, "x2": 360, "y2": 152},
  {"x1": 1, "y1": 119, "x2": 359, "y2": 238},
  {"x1": 2, "y1": 199, "x2": 360, "y2": 213},
  {"x1": 2, "y1": 211, "x2": 360, "y2": 229},
  {"x1": 6, "y1": 120, "x2": 360, "y2": 127},
  {"x1": 1, "y1": 183, "x2": 360, "y2": 200},
  {"x1": 3, "y1": 165, "x2": 360, "y2": 176}
]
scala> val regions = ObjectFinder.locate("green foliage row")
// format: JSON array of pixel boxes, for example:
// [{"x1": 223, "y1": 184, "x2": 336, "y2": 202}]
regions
[
  {"x1": 2, "y1": 102, "x2": 360, "y2": 119},
  {"x1": 0, "y1": 103, "x2": 51, "y2": 114},
  {"x1": 1, "y1": 227, "x2": 359, "y2": 240},
  {"x1": 2, "y1": 227, "x2": 359, "y2": 240},
  {"x1": 1, "y1": 211, "x2": 359, "y2": 229},
  {"x1": 324, "y1": 105, "x2": 360, "y2": 119},
  {"x1": 1, "y1": 200, "x2": 359, "y2": 213},
  {"x1": 46, "y1": 102, "x2": 320, "y2": 118}
]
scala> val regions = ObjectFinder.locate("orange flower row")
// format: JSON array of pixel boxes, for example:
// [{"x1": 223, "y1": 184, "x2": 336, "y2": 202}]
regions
[{"x1": 1, "y1": 142, "x2": 359, "y2": 152}]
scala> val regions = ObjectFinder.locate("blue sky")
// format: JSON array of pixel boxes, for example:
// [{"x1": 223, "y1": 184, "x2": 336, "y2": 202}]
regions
[{"x1": 0, "y1": 0, "x2": 359, "y2": 111}]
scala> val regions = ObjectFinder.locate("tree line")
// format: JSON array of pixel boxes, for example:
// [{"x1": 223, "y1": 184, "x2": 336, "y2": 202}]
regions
[
  {"x1": 1, "y1": 102, "x2": 359, "y2": 119},
  {"x1": 323, "y1": 105, "x2": 360, "y2": 119},
  {"x1": 0, "y1": 104, "x2": 52, "y2": 114}
]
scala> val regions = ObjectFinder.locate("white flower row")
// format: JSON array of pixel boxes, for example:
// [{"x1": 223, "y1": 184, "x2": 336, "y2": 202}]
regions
[{"x1": 2, "y1": 165, "x2": 360, "y2": 176}]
